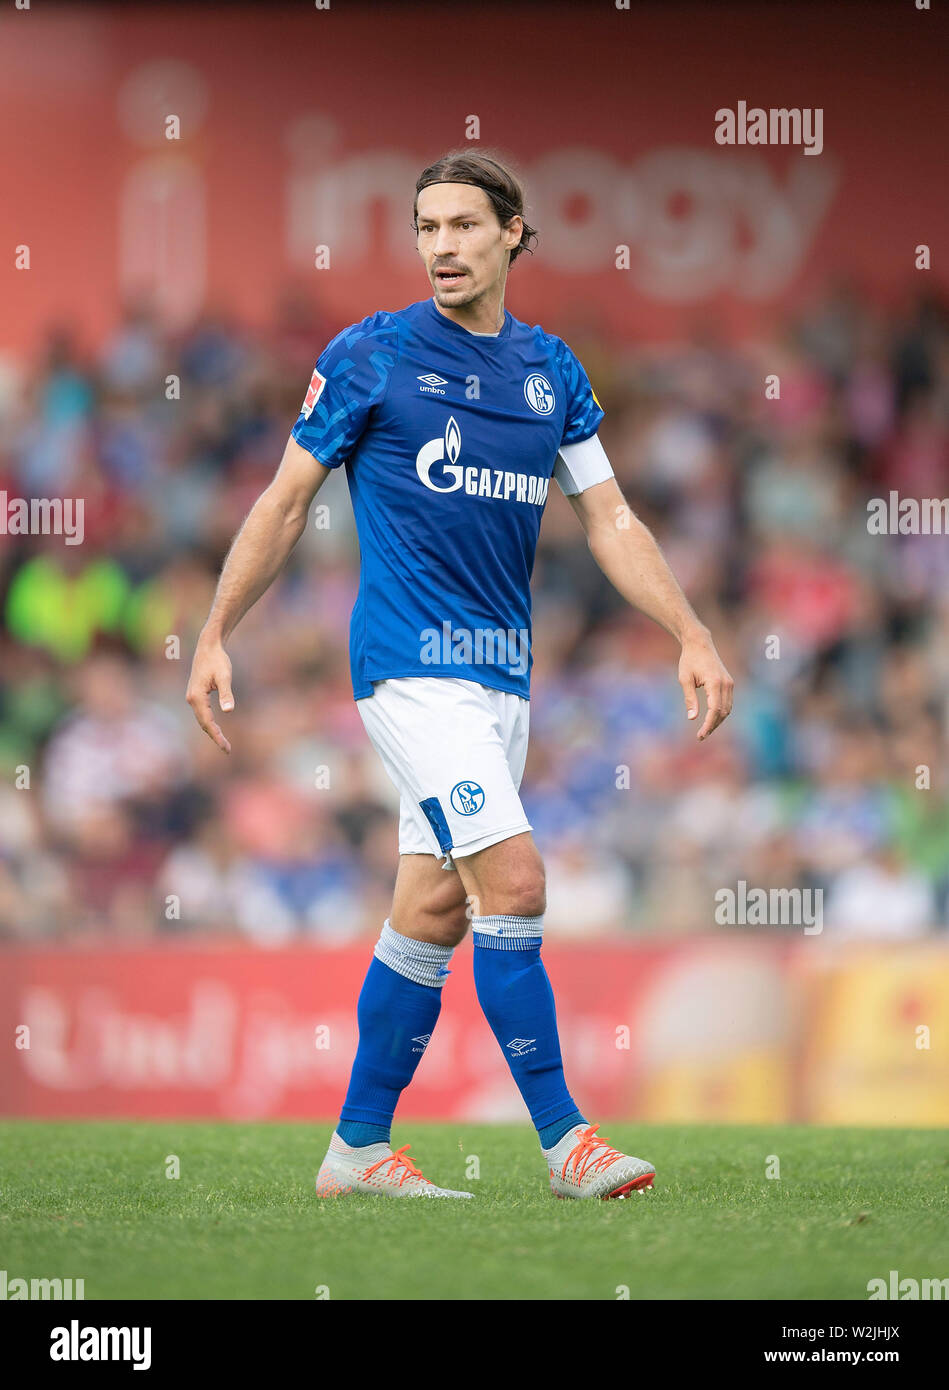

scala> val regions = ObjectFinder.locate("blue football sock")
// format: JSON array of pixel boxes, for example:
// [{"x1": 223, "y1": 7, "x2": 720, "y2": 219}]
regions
[
  {"x1": 335, "y1": 1118, "x2": 391, "y2": 1147},
  {"x1": 337, "y1": 922, "x2": 453, "y2": 1148},
  {"x1": 471, "y1": 915, "x2": 583, "y2": 1139},
  {"x1": 538, "y1": 1110, "x2": 587, "y2": 1150}
]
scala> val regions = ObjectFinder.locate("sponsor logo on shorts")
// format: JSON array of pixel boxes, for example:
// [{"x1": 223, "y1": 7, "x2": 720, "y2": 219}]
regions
[
  {"x1": 507, "y1": 1038, "x2": 537, "y2": 1056},
  {"x1": 411, "y1": 1033, "x2": 432, "y2": 1053},
  {"x1": 451, "y1": 781, "x2": 485, "y2": 816}
]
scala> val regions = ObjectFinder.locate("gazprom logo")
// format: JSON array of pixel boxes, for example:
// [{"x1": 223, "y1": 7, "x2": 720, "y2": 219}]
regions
[
  {"x1": 416, "y1": 416, "x2": 463, "y2": 492},
  {"x1": 415, "y1": 416, "x2": 550, "y2": 507},
  {"x1": 524, "y1": 374, "x2": 555, "y2": 415}
]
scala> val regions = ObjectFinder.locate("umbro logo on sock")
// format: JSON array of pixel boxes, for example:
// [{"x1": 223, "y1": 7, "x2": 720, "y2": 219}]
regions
[
  {"x1": 411, "y1": 1034, "x2": 432, "y2": 1053},
  {"x1": 507, "y1": 1038, "x2": 537, "y2": 1056}
]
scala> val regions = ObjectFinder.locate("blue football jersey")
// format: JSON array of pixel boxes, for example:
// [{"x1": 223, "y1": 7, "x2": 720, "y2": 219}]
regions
[{"x1": 291, "y1": 296, "x2": 605, "y2": 700}]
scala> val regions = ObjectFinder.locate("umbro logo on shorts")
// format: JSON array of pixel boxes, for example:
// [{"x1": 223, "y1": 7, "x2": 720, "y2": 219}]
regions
[
  {"x1": 412, "y1": 1033, "x2": 432, "y2": 1053},
  {"x1": 507, "y1": 1038, "x2": 537, "y2": 1056}
]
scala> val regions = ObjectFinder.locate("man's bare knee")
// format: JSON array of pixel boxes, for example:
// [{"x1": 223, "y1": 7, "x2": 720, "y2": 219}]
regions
[
  {"x1": 418, "y1": 888, "x2": 470, "y2": 946},
  {"x1": 457, "y1": 836, "x2": 547, "y2": 919},
  {"x1": 391, "y1": 859, "x2": 470, "y2": 946},
  {"x1": 499, "y1": 870, "x2": 546, "y2": 920}
]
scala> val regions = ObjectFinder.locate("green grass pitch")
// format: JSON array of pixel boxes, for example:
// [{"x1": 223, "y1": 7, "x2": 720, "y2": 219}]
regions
[{"x1": 1, "y1": 1121, "x2": 946, "y2": 1300}]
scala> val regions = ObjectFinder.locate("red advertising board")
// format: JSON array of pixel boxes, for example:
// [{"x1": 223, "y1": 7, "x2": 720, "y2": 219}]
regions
[
  {"x1": 0, "y1": 938, "x2": 795, "y2": 1122},
  {"x1": 0, "y1": 4, "x2": 943, "y2": 359}
]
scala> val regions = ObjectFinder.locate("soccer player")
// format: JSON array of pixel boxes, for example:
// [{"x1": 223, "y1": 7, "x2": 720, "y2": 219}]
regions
[{"x1": 187, "y1": 151, "x2": 734, "y2": 1200}]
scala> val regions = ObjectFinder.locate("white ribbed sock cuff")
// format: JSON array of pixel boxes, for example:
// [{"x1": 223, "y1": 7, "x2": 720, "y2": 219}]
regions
[
  {"x1": 373, "y1": 920, "x2": 454, "y2": 988},
  {"x1": 471, "y1": 914, "x2": 544, "y2": 950}
]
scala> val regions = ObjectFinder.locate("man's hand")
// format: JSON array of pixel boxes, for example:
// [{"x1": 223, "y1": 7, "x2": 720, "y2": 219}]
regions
[
  {"x1": 186, "y1": 634, "x2": 235, "y2": 753},
  {"x1": 678, "y1": 628, "x2": 734, "y2": 741}
]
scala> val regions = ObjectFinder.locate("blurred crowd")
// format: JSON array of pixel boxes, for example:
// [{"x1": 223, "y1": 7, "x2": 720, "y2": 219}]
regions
[{"x1": 1, "y1": 283, "x2": 948, "y2": 942}]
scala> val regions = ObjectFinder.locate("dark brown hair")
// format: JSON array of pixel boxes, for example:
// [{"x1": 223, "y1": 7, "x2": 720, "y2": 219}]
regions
[{"x1": 413, "y1": 150, "x2": 538, "y2": 267}]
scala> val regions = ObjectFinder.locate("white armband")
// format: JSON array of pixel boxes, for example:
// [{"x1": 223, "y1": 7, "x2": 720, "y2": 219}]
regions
[{"x1": 553, "y1": 433, "x2": 614, "y2": 497}]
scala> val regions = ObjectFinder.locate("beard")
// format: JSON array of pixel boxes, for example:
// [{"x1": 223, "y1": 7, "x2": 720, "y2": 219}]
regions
[{"x1": 432, "y1": 275, "x2": 482, "y2": 308}]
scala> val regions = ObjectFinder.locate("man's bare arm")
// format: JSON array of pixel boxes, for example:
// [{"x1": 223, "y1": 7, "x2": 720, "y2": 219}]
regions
[
  {"x1": 567, "y1": 476, "x2": 734, "y2": 740},
  {"x1": 186, "y1": 435, "x2": 332, "y2": 752}
]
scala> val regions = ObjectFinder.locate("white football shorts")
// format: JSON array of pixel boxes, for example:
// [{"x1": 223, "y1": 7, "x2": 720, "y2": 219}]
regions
[{"x1": 357, "y1": 676, "x2": 531, "y2": 864}]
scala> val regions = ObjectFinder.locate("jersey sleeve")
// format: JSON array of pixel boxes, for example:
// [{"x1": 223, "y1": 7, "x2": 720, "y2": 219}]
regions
[
  {"x1": 555, "y1": 337, "x2": 605, "y2": 446},
  {"x1": 550, "y1": 337, "x2": 612, "y2": 495},
  {"x1": 291, "y1": 312, "x2": 399, "y2": 468}
]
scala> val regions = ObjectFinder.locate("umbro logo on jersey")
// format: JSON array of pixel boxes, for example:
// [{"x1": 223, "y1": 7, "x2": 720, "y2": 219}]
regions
[
  {"x1": 417, "y1": 372, "x2": 448, "y2": 395},
  {"x1": 412, "y1": 1033, "x2": 432, "y2": 1053},
  {"x1": 507, "y1": 1038, "x2": 537, "y2": 1056}
]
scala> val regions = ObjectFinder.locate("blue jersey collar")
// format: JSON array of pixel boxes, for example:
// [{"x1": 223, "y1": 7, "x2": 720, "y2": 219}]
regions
[{"x1": 426, "y1": 296, "x2": 512, "y2": 344}]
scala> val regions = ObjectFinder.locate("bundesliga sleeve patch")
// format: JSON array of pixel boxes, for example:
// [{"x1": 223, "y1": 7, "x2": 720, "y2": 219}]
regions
[{"x1": 301, "y1": 367, "x2": 327, "y2": 420}]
